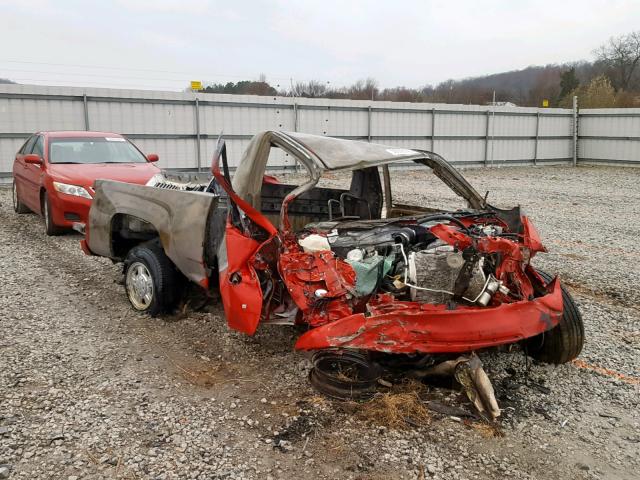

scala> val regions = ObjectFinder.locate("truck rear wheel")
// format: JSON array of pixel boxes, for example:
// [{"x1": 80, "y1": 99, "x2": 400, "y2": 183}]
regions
[
  {"x1": 525, "y1": 270, "x2": 584, "y2": 364},
  {"x1": 124, "y1": 240, "x2": 183, "y2": 316}
]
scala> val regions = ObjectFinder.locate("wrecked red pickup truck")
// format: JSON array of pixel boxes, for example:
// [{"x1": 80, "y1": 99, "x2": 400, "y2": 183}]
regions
[{"x1": 83, "y1": 131, "x2": 583, "y2": 401}]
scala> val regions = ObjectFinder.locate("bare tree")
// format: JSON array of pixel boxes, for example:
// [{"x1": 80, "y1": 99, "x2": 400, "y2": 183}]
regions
[
  {"x1": 594, "y1": 31, "x2": 640, "y2": 91},
  {"x1": 293, "y1": 80, "x2": 328, "y2": 98},
  {"x1": 345, "y1": 78, "x2": 379, "y2": 100}
]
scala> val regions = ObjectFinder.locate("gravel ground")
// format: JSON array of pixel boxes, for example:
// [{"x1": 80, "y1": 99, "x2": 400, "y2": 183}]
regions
[{"x1": 0, "y1": 165, "x2": 638, "y2": 480}]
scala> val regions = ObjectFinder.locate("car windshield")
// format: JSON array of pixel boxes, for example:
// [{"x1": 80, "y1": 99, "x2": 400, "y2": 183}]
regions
[{"x1": 49, "y1": 137, "x2": 147, "y2": 164}]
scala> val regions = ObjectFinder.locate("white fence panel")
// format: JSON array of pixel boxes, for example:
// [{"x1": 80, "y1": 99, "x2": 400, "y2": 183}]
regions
[
  {"x1": 372, "y1": 109, "x2": 432, "y2": 137},
  {"x1": 88, "y1": 101, "x2": 196, "y2": 135},
  {"x1": 0, "y1": 97, "x2": 85, "y2": 134},
  {"x1": 538, "y1": 138, "x2": 573, "y2": 162},
  {"x1": 130, "y1": 138, "x2": 197, "y2": 170},
  {"x1": 578, "y1": 109, "x2": 640, "y2": 166}
]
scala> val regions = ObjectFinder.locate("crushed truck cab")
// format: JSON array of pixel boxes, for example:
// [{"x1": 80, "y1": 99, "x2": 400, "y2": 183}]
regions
[{"x1": 84, "y1": 131, "x2": 584, "y2": 398}]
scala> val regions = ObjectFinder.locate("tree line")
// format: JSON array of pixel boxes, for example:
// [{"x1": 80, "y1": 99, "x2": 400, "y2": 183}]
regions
[{"x1": 200, "y1": 31, "x2": 640, "y2": 108}]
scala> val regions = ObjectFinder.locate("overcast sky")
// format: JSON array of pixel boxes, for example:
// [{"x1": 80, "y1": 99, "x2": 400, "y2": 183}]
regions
[{"x1": 1, "y1": 0, "x2": 639, "y2": 91}]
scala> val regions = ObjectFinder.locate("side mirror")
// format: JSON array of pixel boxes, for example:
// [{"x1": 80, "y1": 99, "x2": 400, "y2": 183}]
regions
[
  {"x1": 24, "y1": 154, "x2": 43, "y2": 165},
  {"x1": 146, "y1": 153, "x2": 159, "y2": 162}
]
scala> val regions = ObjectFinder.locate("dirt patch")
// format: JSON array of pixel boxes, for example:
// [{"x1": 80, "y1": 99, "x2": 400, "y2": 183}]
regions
[
  {"x1": 465, "y1": 419, "x2": 505, "y2": 438},
  {"x1": 271, "y1": 398, "x2": 335, "y2": 452}
]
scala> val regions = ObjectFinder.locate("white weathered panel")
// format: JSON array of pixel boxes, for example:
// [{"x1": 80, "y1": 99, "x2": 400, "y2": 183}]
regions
[
  {"x1": 325, "y1": 108, "x2": 368, "y2": 137},
  {"x1": 0, "y1": 98, "x2": 85, "y2": 133},
  {"x1": 579, "y1": 113, "x2": 640, "y2": 137},
  {"x1": 296, "y1": 106, "x2": 368, "y2": 138},
  {"x1": 200, "y1": 104, "x2": 294, "y2": 136},
  {"x1": 492, "y1": 114, "x2": 537, "y2": 137},
  {"x1": 490, "y1": 139, "x2": 535, "y2": 162},
  {"x1": 295, "y1": 108, "x2": 322, "y2": 136},
  {"x1": 372, "y1": 109, "x2": 432, "y2": 137},
  {"x1": 537, "y1": 138, "x2": 572, "y2": 160},
  {"x1": 435, "y1": 139, "x2": 486, "y2": 164},
  {"x1": 128, "y1": 138, "x2": 197, "y2": 170},
  {"x1": 577, "y1": 109, "x2": 640, "y2": 164},
  {"x1": 436, "y1": 112, "x2": 486, "y2": 137},
  {"x1": 88, "y1": 101, "x2": 195, "y2": 134},
  {"x1": 538, "y1": 114, "x2": 572, "y2": 137},
  {"x1": 0, "y1": 138, "x2": 28, "y2": 174},
  {"x1": 579, "y1": 138, "x2": 640, "y2": 162}
]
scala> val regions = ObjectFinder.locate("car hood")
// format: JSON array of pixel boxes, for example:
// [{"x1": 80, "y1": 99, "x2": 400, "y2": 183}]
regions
[{"x1": 48, "y1": 163, "x2": 160, "y2": 188}]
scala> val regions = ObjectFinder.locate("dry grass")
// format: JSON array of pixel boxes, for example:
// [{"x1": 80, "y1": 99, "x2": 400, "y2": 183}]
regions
[{"x1": 354, "y1": 381, "x2": 431, "y2": 429}]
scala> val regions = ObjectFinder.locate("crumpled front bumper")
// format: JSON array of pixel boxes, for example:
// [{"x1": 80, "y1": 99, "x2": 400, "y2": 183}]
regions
[{"x1": 295, "y1": 278, "x2": 563, "y2": 354}]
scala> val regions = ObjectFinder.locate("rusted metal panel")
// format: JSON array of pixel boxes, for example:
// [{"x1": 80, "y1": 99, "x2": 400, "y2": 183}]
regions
[{"x1": 86, "y1": 179, "x2": 217, "y2": 287}]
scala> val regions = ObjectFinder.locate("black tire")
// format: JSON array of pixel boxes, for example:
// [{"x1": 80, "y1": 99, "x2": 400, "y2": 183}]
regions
[
  {"x1": 123, "y1": 240, "x2": 183, "y2": 316},
  {"x1": 42, "y1": 191, "x2": 63, "y2": 236},
  {"x1": 12, "y1": 179, "x2": 30, "y2": 213},
  {"x1": 525, "y1": 270, "x2": 584, "y2": 364}
]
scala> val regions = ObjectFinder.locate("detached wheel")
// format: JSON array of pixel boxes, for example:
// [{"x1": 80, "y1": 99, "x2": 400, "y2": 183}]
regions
[
  {"x1": 124, "y1": 240, "x2": 183, "y2": 316},
  {"x1": 309, "y1": 349, "x2": 380, "y2": 400},
  {"x1": 12, "y1": 180, "x2": 30, "y2": 213},
  {"x1": 42, "y1": 191, "x2": 62, "y2": 236},
  {"x1": 526, "y1": 270, "x2": 584, "y2": 364}
]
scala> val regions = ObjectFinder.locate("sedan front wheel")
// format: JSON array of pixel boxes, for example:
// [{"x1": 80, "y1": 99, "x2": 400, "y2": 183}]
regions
[{"x1": 42, "y1": 191, "x2": 62, "y2": 236}]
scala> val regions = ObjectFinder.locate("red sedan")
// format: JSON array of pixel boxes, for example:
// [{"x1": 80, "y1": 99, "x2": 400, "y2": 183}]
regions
[{"x1": 12, "y1": 131, "x2": 161, "y2": 235}]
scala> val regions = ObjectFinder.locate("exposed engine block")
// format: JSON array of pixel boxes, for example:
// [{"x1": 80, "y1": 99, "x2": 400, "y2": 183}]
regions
[
  {"x1": 407, "y1": 243, "x2": 486, "y2": 304},
  {"x1": 318, "y1": 220, "x2": 511, "y2": 306}
]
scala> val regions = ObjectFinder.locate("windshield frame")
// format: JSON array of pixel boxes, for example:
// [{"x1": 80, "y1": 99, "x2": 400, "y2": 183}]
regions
[{"x1": 47, "y1": 136, "x2": 149, "y2": 165}]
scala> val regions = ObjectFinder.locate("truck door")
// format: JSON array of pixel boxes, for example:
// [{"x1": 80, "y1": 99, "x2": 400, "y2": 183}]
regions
[{"x1": 210, "y1": 139, "x2": 278, "y2": 335}]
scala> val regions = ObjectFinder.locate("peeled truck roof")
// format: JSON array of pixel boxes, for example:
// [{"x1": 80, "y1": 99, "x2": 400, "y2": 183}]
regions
[{"x1": 281, "y1": 131, "x2": 426, "y2": 170}]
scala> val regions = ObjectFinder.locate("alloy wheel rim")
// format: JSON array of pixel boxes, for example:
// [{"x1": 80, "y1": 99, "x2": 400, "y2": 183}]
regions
[{"x1": 126, "y1": 262, "x2": 154, "y2": 310}]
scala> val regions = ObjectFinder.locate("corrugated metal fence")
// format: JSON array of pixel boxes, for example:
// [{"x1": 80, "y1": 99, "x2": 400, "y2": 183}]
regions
[
  {"x1": 1, "y1": 84, "x2": 637, "y2": 177},
  {"x1": 577, "y1": 108, "x2": 640, "y2": 166}
]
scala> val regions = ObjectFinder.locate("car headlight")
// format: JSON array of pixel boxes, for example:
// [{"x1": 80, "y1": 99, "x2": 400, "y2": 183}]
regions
[
  {"x1": 145, "y1": 173, "x2": 165, "y2": 187},
  {"x1": 52, "y1": 181, "x2": 92, "y2": 199}
]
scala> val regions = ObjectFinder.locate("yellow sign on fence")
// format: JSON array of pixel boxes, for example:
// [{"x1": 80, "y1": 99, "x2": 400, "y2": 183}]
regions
[
  {"x1": 542, "y1": 99, "x2": 549, "y2": 107},
  {"x1": 191, "y1": 81, "x2": 203, "y2": 91}
]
